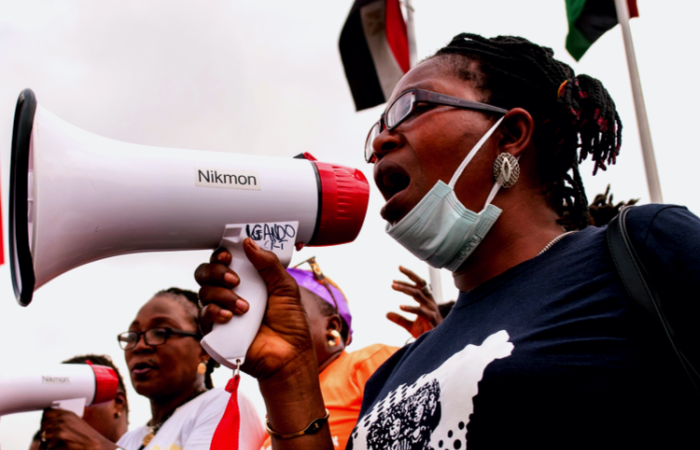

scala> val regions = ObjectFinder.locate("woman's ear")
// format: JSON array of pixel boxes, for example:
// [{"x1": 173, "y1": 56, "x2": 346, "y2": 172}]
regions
[
  {"x1": 498, "y1": 108, "x2": 535, "y2": 158},
  {"x1": 326, "y1": 315, "x2": 342, "y2": 333},
  {"x1": 112, "y1": 391, "x2": 127, "y2": 417},
  {"x1": 325, "y1": 315, "x2": 345, "y2": 349}
]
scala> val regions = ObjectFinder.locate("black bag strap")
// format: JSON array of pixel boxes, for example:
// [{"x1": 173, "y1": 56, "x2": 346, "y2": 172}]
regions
[{"x1": 607, "y1": 206, "x2": 700, "y2": 392}]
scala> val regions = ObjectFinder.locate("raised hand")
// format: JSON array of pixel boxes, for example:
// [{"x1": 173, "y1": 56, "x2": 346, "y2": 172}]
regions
[
  {"x1": 194, "y1": 239, "x2": 333, "y2": 449},
  {"x1": 194, "y1": 238, "x2": 316, "y2": 381},
  {"x1": 386, "y1": 265, "x2": 443, "y2": 339}
]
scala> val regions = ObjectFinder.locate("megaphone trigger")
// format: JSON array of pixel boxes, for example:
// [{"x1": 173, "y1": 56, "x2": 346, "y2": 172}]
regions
[
  {"x1": 51, "y1": 398, "x2": 87, "y2": 417},
  {"x1": 201, "y1": 222, "x2": 299, "y2": 369}
]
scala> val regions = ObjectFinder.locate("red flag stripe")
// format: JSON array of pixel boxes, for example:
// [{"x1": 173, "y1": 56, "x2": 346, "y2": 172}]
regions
[
  {"x1": 385, "y1": 0, "x2": 410, "y2": 74},
  {"x1": 628, "y1": 0, "x2": 639, "y2": 18},
  {"x1": 1, "y1": 162, "x2": 4, "y2": 266}
]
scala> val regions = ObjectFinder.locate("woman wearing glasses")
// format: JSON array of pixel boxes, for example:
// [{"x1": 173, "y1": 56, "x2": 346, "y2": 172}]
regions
[
  {"x1": 115, "y1": 287, "x2": 265, "y2": 450},
  {"x1": 35, "y1": 287, "x2": 265, "y2": 450},
  {"x1": 195, "y1": 33, "x2": 700, "y2": 449}
]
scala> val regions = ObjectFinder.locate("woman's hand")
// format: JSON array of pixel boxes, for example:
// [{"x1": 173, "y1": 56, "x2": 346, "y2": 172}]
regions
[
  {"x1": 386, "y1": 265, "x2": 443, "y2": 338},
  {"x1": 40, "y1": 409, "x2": 116, "y2": 450},
  {"x1": 195, "y1": 239, "x2": 332, "y2": 449},
  {"x1": 194, "y1": 238, "x2": 316, "y2": 381}
]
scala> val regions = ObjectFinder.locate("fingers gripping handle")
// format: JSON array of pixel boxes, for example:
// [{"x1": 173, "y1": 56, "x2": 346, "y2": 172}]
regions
[
  {"x1": 201, "y1": 235, "x2": 265, "y2": 369},
  {"x1": 201, "y1": 222, "x2": 298, "y2": 370}
]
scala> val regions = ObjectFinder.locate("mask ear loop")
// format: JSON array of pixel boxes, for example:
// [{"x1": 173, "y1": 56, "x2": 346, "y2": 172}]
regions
[
  {"x1": 448, "y1": 116, "x2": 506, "y2": 189},
  {"x1": 484, "y1": 180, "x2": 503, "y2": 206}
]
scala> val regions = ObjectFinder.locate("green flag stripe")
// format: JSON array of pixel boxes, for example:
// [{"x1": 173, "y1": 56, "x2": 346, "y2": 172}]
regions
[
  {"x1": 565, "y1": 0, "x2": 620, "y2": 61},
  {"x1": 566, "y1": 25, "x2": 593, "y2": 61}
]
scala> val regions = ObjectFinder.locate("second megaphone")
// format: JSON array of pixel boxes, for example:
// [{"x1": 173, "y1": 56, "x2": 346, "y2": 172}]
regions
[
  {"x1": 0, "y1": 364, "x2": 118, "y2": 417},
  {"x1": 9, "y1": 89, "x2": 370, "y2": 369}
]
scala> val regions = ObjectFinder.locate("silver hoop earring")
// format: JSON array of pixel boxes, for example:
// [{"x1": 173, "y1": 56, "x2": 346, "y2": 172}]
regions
[{"x1": 493, "y1": 153, "x2": 520, "y2": 188}]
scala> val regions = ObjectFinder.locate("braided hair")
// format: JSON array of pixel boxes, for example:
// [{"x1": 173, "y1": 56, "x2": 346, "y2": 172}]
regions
[
  {"x1": 154, "y1": 287, "x2": 219, "y2": 390},
  {"x1": 588, "y1": 185, "x2": 638, "y2": 227},
  {"x1": 432, "y1": 33, "x2": 622, "y2": 230}
]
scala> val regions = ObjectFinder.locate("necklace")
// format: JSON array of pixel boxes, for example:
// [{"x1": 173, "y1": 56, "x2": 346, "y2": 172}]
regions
[
  {"x1": 139, "y1": 388, "x2": 207, "y2": 450},
  {"x1": 537, "y1": 231, "x2": 577, "y2": 256}
]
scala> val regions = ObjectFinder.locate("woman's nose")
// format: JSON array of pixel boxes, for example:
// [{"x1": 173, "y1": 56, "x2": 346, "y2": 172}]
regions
[
  {"x1": 371, "y1": 129, "x2": 403, "y2": 161},
  {"x1": 132, "y1": 334, "x2": 154, "y2": 353}
]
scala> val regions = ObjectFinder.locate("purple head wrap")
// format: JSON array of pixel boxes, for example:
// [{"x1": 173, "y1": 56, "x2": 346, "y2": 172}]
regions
[{"x1": 287, "y1": 267, "x2": 353, "y2": 337}]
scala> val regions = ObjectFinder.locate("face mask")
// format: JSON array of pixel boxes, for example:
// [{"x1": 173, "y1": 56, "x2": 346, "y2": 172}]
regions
[{"x1": 386, "y1": 117, "x2": 506, "y2": 271}]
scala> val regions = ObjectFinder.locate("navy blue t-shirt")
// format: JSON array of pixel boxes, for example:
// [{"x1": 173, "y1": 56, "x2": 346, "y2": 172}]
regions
[{"x1": 348, "y1": 205, "x2": 700, "y2": 449}]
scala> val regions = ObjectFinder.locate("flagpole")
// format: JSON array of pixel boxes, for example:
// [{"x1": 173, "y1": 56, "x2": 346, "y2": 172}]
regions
[
  {"x1": 403, "y1": 0, "x2": 417, "y2": 68},
  {"x1": 402, "y1": 0, "x2": 443, "y2": 303},
  {"x1": 613, "y1": 0, "x2": 663, "y2": 203}
]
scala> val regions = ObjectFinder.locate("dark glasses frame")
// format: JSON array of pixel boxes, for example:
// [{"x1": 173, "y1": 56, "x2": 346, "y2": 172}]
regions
[
  {"x1": 364, "y1": 89, "x2": 508, "y2": 163},
  {"x1": 117, "y1": 327, "x2": 201, "y2": 351}
]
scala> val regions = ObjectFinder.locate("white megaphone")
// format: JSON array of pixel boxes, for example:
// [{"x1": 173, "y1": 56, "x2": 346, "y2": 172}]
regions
[
  {"x1": 9, "y1": 89, "x2": 370, "y2": 369},
  {"x1": 0, "y1": 364, "x2": 119, "y2": 417}
]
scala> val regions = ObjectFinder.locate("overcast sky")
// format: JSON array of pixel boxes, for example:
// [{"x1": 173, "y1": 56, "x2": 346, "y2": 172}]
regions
[{"x1": 1, "y1": 0, "x2": 698, "y2": 448}]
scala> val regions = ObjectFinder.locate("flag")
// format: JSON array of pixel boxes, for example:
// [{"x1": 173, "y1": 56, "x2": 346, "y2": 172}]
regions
[
  {"x1": 565, "y1": 0, "x2": 639, "y2": 61},
  {"x1": 339, "y1": 0, "x2": 410, "y2": 111},
  {"x1": 0, "y1": 161, "x2": 4, "y2": 266}
]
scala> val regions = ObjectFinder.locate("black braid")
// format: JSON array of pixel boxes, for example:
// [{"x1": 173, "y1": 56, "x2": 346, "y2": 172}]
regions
[
  {"x1": 588, "y1": 185, "x2": 638, "y2": 227},
  {"x1": 155, "y1": 287, "x2": 219, "y2": 389},
  {"x1": 432, "y1": 33, "x2": 622, "y2": 230}
]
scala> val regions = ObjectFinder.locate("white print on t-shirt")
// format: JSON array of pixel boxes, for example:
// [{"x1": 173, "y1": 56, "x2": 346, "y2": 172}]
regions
[{"x1": 349, "y1": 330, "x2": 513, "y2": 450}]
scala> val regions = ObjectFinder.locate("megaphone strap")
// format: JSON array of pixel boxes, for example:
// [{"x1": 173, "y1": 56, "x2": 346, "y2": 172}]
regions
[{"x1": 210, "y1": 375, "x2": 241, "y2": 450}]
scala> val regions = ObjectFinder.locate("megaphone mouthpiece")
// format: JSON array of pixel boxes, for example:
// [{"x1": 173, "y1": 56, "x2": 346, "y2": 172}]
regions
[
  {"x1": 307, "y1": 159, "x2": 369, "y2": 247},
  {"x1": 89, "y1": 362, "x2": 120, "y2": 405}
]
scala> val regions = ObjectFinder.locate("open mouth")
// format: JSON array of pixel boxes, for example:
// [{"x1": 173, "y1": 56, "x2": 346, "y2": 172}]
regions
[
  {"x1": 375, "y1": 162, "x2": 411, "y2": 202},
  {"x1": 375, "y1": 161, "x2": 412, "y2": 223}
]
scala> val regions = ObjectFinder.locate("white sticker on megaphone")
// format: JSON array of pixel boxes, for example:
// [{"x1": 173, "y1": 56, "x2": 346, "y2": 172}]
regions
[
  {"x1": 245, "y1": 222, "x2": 297, "y2": 252},
  {"x1": 220, "y1": 221, "x2": 298, "y2": 266},
  {"x1": 201, "y1": 221, "x2": 299, "y2": 368},
  {"x1": 195, "y1": 168, "x2": 261, "y2": 190}
]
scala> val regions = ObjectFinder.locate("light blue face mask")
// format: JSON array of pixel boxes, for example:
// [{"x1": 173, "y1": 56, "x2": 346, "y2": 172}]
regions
[{"x1": 386, "y1": 117, "x2": 506, "y2": 272}]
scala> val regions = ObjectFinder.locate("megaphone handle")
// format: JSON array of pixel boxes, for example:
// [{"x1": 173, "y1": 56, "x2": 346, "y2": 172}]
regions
[{"x1": 201, "y1": 231, "x2": 267, "y2": 370}]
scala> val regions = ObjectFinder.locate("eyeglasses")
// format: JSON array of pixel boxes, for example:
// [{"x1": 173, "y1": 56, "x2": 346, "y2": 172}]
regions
[
  {"x1": 294, "y1": 256, "x2": 340, "y2": 311},
  {"x1": 117, "y1": 327, "x2": 201, "y2": 351},
  {"x1": 364, "y1": 89, "x2": 508, "y2": 163}
]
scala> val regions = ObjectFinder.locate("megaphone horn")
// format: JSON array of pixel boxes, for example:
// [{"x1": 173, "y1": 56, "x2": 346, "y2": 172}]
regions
[
  {"x1": 0, "y1": 364, "x2": 119, "y2": 417},
  {"x1": 9, "y1": 89, "x2": 370, "y2": 368}
]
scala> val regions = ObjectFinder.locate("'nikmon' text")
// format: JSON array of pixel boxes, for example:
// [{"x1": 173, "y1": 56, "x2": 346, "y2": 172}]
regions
[{"x1": 195, "y1": 168, "x2": 261, "y2": 191}]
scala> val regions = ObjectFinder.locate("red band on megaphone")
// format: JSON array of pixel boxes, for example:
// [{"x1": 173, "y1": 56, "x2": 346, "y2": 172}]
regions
[
  {"x1": 87, "y1": 362, "x2": 119, "y2": 405},
  {"x1": 310, "y1": 162, "x2": 369, "y2": 247}
]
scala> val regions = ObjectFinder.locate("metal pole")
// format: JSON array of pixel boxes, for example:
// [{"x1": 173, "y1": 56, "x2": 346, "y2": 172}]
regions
[
  {"x1": 403, "y1": 0, "x2": 418, "y2": 68},
  {"x1": 402, "y1": 0, "x2": 443, "y2": 302},
  {"x1": 613, "y1": 0, "x2": 663, "y2": 203},
  {"x1": 428, "y1": 266, "x2": 444, "y2": 304}
]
